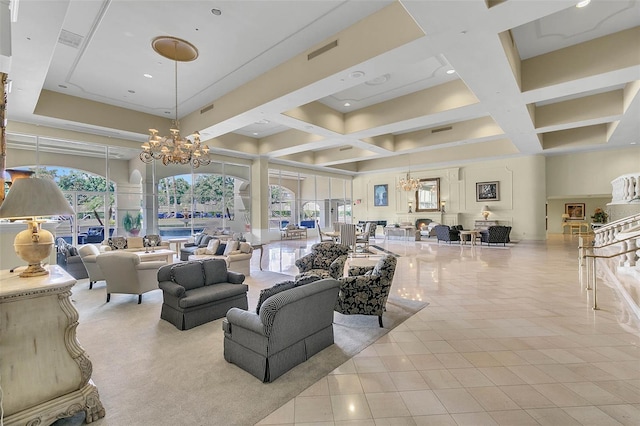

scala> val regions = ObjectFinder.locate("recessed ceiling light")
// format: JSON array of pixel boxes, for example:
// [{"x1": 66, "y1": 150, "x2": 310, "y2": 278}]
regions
[
  {"x1": 349, "y1": 71, "x2": 365, "y2": 79},
  {"x1": 576, "y1": 0, "x2": 590, "y2": 7},
  {"x1": 365, "y1": 74, "x2": 390, "y2": 86},
  {"x1": 211, "y1": 8, "x2": 222, "y2": 15},
  {"x1": 58, "y1": 84, "x2": 67, "y2": 89},
  {"x1": 256, "y1": 119, "x2": 270, "y2": 124},
  {"x1": 143, "y1": 73, "x2": 153, "y2": 78},
  {"x1": 252, "y1": 132, "x2": 258, "y2": 136},
  {"x1": 631, "y1": 142, "x2": 637, "y2": 145},
  {"x1": 128, "y1": 90, "x2": 135, "y2": 94},
  {"x1": 446, "y1": 69, "x2": 456, "y2": 74}
]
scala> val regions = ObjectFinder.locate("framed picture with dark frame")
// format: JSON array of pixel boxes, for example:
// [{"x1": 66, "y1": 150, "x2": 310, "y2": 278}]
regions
[
  {"x1": 565, "y1": 203, "x2": 585, "y2": 220},
  {"x1": 476, "y1": 181, "x2": 499, "y2": 202},
  {"x1": 373, "y1": 184, "x2": 388, "y2": 206}
]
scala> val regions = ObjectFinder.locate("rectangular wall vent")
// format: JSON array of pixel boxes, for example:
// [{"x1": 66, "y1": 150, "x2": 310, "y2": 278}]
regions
[
  {"x1": 339, "y1": 146, "x2": 353, "y2": 151},
  {"x1": 308, "y1": 40, "x2": 338, "y2": 60},
  {"x1": 431, "y1": 126, "x2": 453, "y2": 133},
  {"x1": 58, "y1": 29, "x2": 83, "y2": 48},
  {"x1": 200, "y1": 104, "x2": 214, "y2": 114}
]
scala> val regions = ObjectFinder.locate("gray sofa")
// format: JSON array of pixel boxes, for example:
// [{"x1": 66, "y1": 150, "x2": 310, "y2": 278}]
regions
[
  {"x1": 223, "y1": 278, "x2": 341, "y2": 382},
  {"x1": 158, "y1": 258, "x2": 248, "y2": 330},
  {"x1": 179, "y1": 234, "x2": 217, "y2": 261}
]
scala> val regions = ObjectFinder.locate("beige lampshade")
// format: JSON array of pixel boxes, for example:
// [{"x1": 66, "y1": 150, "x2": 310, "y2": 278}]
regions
[
  {"x1": 0, "y1": 177, "x2": 75, "y2": 277},
  {"x1": 0, "y1": 177, "x2": 74, "y2": 219},
  {"x1": 481, "y1": 205, "x2": 491, "y2": 220},
  {"x1": 562, "y1": 214, "x2": 570, "y2": 218}
]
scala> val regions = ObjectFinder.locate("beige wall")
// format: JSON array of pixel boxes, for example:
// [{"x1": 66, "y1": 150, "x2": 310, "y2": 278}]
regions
[{"x1": 353, "y1": 155, "x2": 548, "y2": 241}]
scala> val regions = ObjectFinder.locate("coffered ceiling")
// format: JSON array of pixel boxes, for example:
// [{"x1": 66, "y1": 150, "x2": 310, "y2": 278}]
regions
[{"x1": 4, "y1": 0, "x2": 640, "y2": 175}]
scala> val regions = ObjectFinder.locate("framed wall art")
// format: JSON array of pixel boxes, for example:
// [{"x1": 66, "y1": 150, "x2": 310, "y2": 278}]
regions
[
  {"x1": 373, "y1": 184, "x2": 388, "y2": 206},
  {"x1": 565, "y1": 203, "x2": 585, "y2": 220},
  {"x1": 476, "y1": 181, "x2": 499, "y2": 202}
]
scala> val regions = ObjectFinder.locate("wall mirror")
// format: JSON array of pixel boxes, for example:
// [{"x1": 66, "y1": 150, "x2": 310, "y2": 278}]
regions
[{"x1": 415, "y1": 178, "x2": 440, "y2": 212}]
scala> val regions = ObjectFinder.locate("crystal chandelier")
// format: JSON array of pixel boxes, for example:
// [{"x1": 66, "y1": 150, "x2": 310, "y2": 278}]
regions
[
  {"x1": 397, "y1": 172, "x2": 421, "y2": 191},
  {"x1": 140, "y1": 36, "x2": 211, "y2": 168}
]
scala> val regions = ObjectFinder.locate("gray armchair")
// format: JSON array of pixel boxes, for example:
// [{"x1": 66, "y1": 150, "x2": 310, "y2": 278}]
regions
[
  {"x1": 223, "y1": 278, "x2": 341, "y2": 382},
  {"x1": 335, "y1": 255, "x2": 397, "y2": 327},
  {"x1": 96, "y1": 252, "x2": 164, "y2": 304},
  {"x1": 295, "y1": 242, "x2": 350, "y2": 281},
  {"x1": 434, "y1": 225, "x2": 461, "y2": 244},
  {"x1": 78, "y1": 244, "x2": 105, "y2": 289},
  {"x1": 56, "y1": 238, "x2": 88, "y2": 279}
]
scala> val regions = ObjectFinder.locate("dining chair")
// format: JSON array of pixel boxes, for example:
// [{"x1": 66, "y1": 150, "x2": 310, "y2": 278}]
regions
[{"x1": 339, "y1": 223, "x2": 357, "y2": 254}]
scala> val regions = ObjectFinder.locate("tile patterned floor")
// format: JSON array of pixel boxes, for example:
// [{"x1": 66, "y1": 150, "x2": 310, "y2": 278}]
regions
[{"x1": 255, "y1": 234, "x2": 640, "y2": 426}]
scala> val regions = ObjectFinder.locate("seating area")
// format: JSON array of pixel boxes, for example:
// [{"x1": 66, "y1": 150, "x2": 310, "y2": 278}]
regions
[
  {"x1": 280, "y1": 224, "x2": 308, "y2": 240},
  {"x1": 96, "y1": 251, "x2": 164, "y2": 304}
]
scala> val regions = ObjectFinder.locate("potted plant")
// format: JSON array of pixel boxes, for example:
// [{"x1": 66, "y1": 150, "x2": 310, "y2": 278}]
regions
[
  {"x1": 590, "y1": 208, "x2": 608, "y2": 224},
  {"x1": 123, "y1": 211, "x2": 143, "y2": 236}
]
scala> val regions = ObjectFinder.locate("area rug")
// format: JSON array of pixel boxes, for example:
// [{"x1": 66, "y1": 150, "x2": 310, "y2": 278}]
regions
[{"x1": 63, "y1": 271, "x2": 427, "y2": 426}]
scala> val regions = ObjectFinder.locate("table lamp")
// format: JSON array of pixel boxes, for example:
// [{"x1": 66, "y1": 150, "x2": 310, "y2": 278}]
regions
[
  {"x1": 0, "y1": 177, "x2": 75, "y2": 277},
  {"x1": 481, "y1": 205, "x2": 491, "y2": 220},
  {"x1": 562, "y1": 213, "x2": 570, "y2": 222}
]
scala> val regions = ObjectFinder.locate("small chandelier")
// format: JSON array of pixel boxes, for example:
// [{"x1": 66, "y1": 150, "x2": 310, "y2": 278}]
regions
[
  {"x1": 397, "y1": 172, "x2": 421, "y2": 191},
  {"x1": 140, "y1": 36, "x2": 211, "y2": 168}
]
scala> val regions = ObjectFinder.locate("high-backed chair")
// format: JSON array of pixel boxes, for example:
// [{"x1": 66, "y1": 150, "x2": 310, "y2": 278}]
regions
[
  {"x1": 295, "y1": 242, "x2": 350, "y2": 281},
  {"x1": 339, "y1": 223, "x2": 358, "y2": 253},
  {"x1": 317, "y1": 226, "x2": 335, "y2": 242},
  {"x1": 96, "y1": 252, "x2": 164, "y2": 304},
  {"x1": 480, "y1": 226, "x2": 511, "y2": 246},
  {"x1": 434, "y1": 225, "x2": 461, "y2": 244},
  {"x1": 355, "y1": 222, "x2": 372, "y2": 251},
  {"x1": 335, "y1": 255, "x2": 397, "y2": 327},
  {"x1": 78, "y1": 244, "x2": 105, "y2": 289}
]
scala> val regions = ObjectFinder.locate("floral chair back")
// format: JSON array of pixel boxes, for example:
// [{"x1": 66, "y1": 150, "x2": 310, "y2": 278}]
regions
[{"x1": 335, "y1": 255, "x2": 398, "y2": 327}]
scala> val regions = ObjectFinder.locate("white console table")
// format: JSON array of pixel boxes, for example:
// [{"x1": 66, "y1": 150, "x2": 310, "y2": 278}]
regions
[
  {"x1": 0, "y1": 266, "x2": 105, "y2": 425},
  {"x1": 474, "y1": 220, "x2": 499, "y2": 230}
]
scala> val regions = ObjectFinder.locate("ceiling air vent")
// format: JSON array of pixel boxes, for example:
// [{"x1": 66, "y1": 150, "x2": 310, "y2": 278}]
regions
[
  {"x1": 339, "y1": 146, "x2": 353, "y2": 151},
  {"x1": 431, "y1": 126, "x2": 452, "y2": 134},
  {"x1": 58, "y1": 29, "x2": 83, "y2": 49},
  {"x1": 308, "y1": 40, "x2": 338, "y2": 61},
  {"x1": 200, "y1": 104, "x2": 214, "y2": 114}
]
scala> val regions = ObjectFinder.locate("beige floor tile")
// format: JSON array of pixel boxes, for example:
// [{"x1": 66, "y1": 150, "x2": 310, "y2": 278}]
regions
[
  {"x1": 450, "y1": 412, "x2": 498, "y2": 425},
  {"x1": 331, "y1": 394, "x2": 373, "y2": 422},
  {"x1": 354, "y1": 357, "x2": 388, "y2": 374},
  {"x1": 488, "y1": 409, "x2": 539, "y2": 425},
  {"x1": 563, "y1": 381, "x2": 625, "y2": 405},
  {"x1": 422, "y1": 340, "x2": 457, "y2": 354},
  {"x1": 433, "y1": 388, "x2": 484, "y2": 413},
  {"x1": 380, "y1": 356, "x2": 416, "y2": 372},
  {"x1": 388, "y1": 371, "x2": 430, "y2": 391},
  {"x1": 364, "y1": 392, "x2": 411, "y2": 419},
  {"x1": 507, "y1": 365, "x2": 557, "y2": 384},
  {"x1": 328, "y1": 374, "x2": 364, "y2": 395},
  {"x1": 407, "y1": 354, "x2": 445, "y2": 370},
  {"x1": 532, "y1": 383, "x2": 590, "y2": 407},
  {"x1": 562, "y1": 406, "x2": 624, "y2": 425},
  {"x1": 419, "y1": 369, "x2": 463, "y2": 390},
  {"x1": 373, "y1": 343, "x2": 408, "y2": 357},
  {"x1": 535, "y1": 363, "x2": 589, "y2": 383},
  {"x1": 525, "y1": 407, "x2": 582, "y2": 425},
  {"x1": 399, "y1": 390, "x2": 448, "y2": 416},
  {"x1": 449, "y1": 367, "x2": 494, "y2": 388},
  {"x1": 593, "y1": 380, "x2": 640, "y2": 404},
  {"x1": 499, "y1": 385, "x2": 556, "y2": 409},
  {"x1": 395, "y1": 341, "x2": 430, "y2": 355},
  {"x1": 597, "y1": 404, "x2": 640, "y2": 426},
  {"x1": 487, "y1": 350, "x2": 529, "y2": 366},
  {"x1": 433, "y1": 352, "x2": 474, "y2": 369},
  {"x1": 294, "y1": 396, "x2": 334, "y2": 423},
  {"x1": 478, "y1": 366, "x2": 526, "y2": 386},
  {"x1": 332, "y1": 359, "x2": 358, "y2": 374},
  {"x1": 466, "y1": 386, "x2": 520, "y2": 411},
  {"x1": 372, "y1": 417, "x2": 416, "y2": 425},
  {"x1": 335, "y1": 420, "x2": 375, "y2": 426},
  {"x1": 462, "y1": 352, "x2": 503, "y2": 367},
  {"x1": 359, "y1": 373, "x2": 397, "y2": 393},
  {"x1": 412, "y1": 414, "x2": 457, "y2": 425}
]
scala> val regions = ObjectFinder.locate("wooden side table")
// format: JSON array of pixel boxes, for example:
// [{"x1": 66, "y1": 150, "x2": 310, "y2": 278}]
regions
[{"x1": 0, "y1": 266, "x2": 105, "y2": 425}]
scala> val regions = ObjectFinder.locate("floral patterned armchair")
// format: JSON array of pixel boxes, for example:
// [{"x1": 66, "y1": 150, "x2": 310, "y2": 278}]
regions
[
  {"x1": 295, "y1": 242, "x2": 350, "y2": 281},
  {"x1": 334, "y1": 255, "x2": 398, "y2": 327}
]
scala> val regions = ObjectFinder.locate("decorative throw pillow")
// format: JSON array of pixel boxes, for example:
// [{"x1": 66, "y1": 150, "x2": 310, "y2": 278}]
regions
[
  {"x1": 215, "y1": 243, "x2": 226, "y2": 255},
  {"x1": 128, "y1": 236, "x2": 144, "y2": 249},
  {"x1": 238, "y1": 242, "x2": 252, "y2": 254},
  {"x1": 256, "y1": 280, "x2": 296, "y2": 314},
  {"x1": 295, "y1": 274, "x2": 321, "y2": 287},
  {"x1": 223, "y1": 240, "x2": 238, "y2": 256},
  {"x1": 205, "y1": 238, "x2": 220, "y2": 255},
  {"x1": 111, "y1": 237, "x2": 127, "y2": 250},
  {"x1": 68, "y1": 246, "x2": 79, "y2": 256}
]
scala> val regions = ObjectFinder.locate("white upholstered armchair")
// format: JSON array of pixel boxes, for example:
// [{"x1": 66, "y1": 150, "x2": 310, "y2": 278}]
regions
[
  {"x1": 96, "y1": 252, "x2": 164, "y2": 304},
  {"x1": 78, "y1": 244, "x2": 105, "y2": 289}
]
